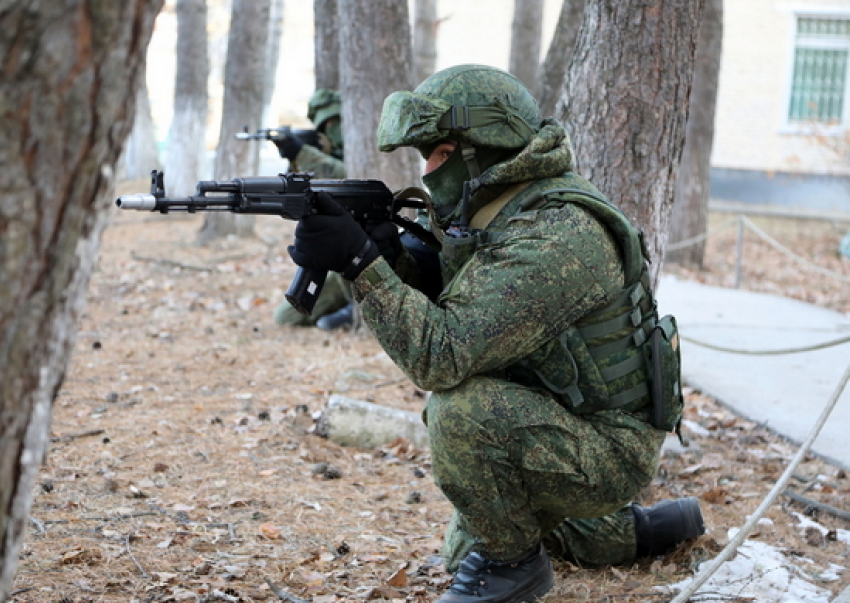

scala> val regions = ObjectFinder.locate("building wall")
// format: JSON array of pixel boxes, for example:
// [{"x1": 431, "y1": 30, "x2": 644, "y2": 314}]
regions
[{"x1": 712, "y1": 0, "x2": 850, "y2": 177}]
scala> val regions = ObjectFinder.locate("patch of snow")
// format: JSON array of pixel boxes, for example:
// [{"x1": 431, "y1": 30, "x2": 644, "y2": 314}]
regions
[{"x1": 660, "y1": 528, "x2": 840, "y2": 603}]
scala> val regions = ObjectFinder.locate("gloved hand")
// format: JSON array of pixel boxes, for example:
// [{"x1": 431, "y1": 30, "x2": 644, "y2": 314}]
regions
[
  {"x1": 273, "y1": 134, "x2": 304, "y2": 161},
  {"x1": 366, "y1": 221, "x2": 403, "y2": 268},
  {"x1": 288, "y1": 192, "x2": 380, "y2": 280}
]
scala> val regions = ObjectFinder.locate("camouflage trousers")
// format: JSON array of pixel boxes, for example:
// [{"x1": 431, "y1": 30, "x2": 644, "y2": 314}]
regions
[{"x1": 424, "y1": 375, "x2": 665, "y2": 572}]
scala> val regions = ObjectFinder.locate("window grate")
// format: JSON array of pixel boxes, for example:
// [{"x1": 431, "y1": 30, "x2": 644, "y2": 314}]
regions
[{"x1": 788, "y1": 17, "x2": 850, "y2": 124}]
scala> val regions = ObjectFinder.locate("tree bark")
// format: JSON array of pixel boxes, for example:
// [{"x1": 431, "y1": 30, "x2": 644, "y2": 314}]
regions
[
  {"x1": 668, "y1": 0, "x2": 723, "y2": 268},
  {"x1": 314, "y1": 0, "x2": 341, "y2": 91},
  {"x1": 0, "y1": 2, "x2": 162, "y2": 598},
  {"x1": 413, "y1": 0, "x2": 438, "y2": 86},
  {"x1": 197, "y1": 0, "x2": 271, "y2": 244},
  {"x1": 509, "y1": 0, "x2": 544, "y2": 91},
  {"x1": 338, "y1": 0, "x2": 421, "y2": 191},
  {"x1": 536, "y1": 0, "x2": 585, "y2": 117},
  {"x1": 124, "y1": 79, "x2": 162, "y2": 180},
  {"x1": 559, "y1": 0, "x2": 705, "y2": 284},
  {"x1": 165, "y1": 0, "x2": 210, "y2": 197}
]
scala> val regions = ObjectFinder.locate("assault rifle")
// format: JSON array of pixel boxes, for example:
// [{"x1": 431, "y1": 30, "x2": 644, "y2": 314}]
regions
[
  {"x1": 235, "y1": 126, "x2": 342, "y2": 160},
  {"x1": 115, "y1": 170, "x2": 438, "y2": 316},
  {"x1": 235, "y1": 125, "x2": 321, "y2": 148}
]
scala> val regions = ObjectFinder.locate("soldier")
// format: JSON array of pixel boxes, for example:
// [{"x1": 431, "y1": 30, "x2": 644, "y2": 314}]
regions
[
  {"x1": 272, "y1": 89, "x2": 356, "y2": 331},
  {"x1": 287, "y1": 65, "x2": 705, "y2": 602}
]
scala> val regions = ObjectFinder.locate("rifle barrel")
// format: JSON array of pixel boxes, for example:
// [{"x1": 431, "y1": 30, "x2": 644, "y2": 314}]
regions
[{"x1": 116, "y1": 194, "x2": 158, "y2": 210}]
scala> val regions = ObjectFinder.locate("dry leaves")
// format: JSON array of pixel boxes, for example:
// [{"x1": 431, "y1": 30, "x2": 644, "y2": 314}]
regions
[{"x1": 10, "y1": 200, "x2": 850, "y2": 602}]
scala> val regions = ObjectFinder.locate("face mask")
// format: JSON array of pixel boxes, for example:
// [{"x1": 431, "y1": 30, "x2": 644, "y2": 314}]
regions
[{"x1": 422, "y1": 145, "x2": 469, "y2": 229}]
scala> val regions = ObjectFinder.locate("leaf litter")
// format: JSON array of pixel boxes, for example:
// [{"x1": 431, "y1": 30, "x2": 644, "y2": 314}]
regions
[{"x1": 10, "y1": 191, "x2": 850, "y2": 602}]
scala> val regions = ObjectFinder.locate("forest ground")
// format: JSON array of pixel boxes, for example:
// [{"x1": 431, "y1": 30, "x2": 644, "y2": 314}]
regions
[{"x1": 10, "y1": 181, "x2": 850, "y2": 603}]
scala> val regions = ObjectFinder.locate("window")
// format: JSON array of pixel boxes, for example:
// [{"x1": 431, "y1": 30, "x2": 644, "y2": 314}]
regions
[{"x1": 787, "y1": 16, "x2": 850, "y2": 125}]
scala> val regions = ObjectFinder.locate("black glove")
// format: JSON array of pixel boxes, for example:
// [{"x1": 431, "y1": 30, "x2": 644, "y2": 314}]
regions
[
  {"x1": 273, "y1": 134, "x2": 304, "y2": 161},
  {"x1": 366, "y1": 221, "x2": 403, "y2": 268},
  {"x1": 287, "y1": 192, "x2": 380, "y2": 280}
]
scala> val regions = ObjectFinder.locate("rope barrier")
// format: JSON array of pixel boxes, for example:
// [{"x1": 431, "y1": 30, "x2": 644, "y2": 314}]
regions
[
  {"x1": 680, "y1": 332, "x2": 850, "y2": 355},
  {"x1": 740, "y1": 216, "x2": 850, "y2": 285},
  {"x1": 667, "y1": 215, "x2": 850, "y2": 285},
  {"x1": 667, "y1": 361, "x2": 850, "y2": 603},
  {"x1": 666, "y1": 218, "x2": 739, "y2": 251}
]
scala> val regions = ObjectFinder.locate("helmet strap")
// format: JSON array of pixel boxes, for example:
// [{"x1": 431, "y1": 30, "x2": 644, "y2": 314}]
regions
[{"x1": 459, "y1": 141, "x2": 481, "y2": 179}]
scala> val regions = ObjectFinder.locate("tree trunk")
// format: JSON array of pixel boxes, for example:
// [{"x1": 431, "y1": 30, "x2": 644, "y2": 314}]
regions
[
  {"x1": 509, "y1": 0, "x2": 544, "y2": 91},
  {"x1": 197, "y1": 0, "x2": 271, "y2": 244},
  {"x1": 668, "y1": 0, "x2": 723, "y2": 269},
  {"x1": 0, "y1": 2, "x2": 162, "y2": 598},
  {"x1": 264, "y1": 0, "x2": 285, "y2": 125},
  {"x1": 165, "y1": 0, "x2": 210, "y2": 197},
  {"x1": 314, "y1": 0, "x2": 341, "y2": 91},
  {"x1": 124, "y1": 79, "x2": 162, "y2": 180},
  {"x1": 413, "y1": 0, "x2": 438, "y2": 86},
  {"x1": 559, "y1": 0, "x2": 705, "y2": 284},
  {"x1": 536, "y1": 0, "x2": 585, "y2": 117},
  {"x1": 338, "y1": 0, "x2": 421, "y2": 191}
]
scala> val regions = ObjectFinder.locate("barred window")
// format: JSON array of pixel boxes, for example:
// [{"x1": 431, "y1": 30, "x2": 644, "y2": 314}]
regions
[{"x1": 787, "y1": 16, "x2": 850, "y2": 124}]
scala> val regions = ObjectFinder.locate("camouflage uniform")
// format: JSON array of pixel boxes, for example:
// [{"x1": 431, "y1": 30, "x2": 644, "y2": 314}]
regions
[
  {"x1": 275, "y1": 89, "x2": 351, "y2": 326},
  {"x1": 351, "y1": 65, "x2": 667, "y2": 572}
]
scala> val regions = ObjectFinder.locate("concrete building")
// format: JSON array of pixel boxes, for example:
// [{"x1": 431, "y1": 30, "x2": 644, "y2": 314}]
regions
[{"x1": 712, "y1": 0, "x2": 850, "y2": 212}]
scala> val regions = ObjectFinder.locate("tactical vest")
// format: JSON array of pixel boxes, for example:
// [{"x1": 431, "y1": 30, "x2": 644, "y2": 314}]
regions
[{"x1": 438, "y1": 173, "x2": 683, "y2": 432}]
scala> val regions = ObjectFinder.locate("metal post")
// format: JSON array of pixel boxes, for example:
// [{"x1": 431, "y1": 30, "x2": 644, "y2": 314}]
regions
[{"x1": 734, "y1": 215, "x2": 744, "y2": 289}]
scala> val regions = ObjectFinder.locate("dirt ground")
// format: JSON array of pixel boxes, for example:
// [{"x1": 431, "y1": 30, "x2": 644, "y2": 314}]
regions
[{"x1": 10, "y1": 184, "x2": 850, "y2": 603}]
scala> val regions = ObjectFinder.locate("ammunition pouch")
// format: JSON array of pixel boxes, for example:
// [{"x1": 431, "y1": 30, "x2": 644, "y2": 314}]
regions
[{"x1": 646, "y1": 315, "x2": 684, "y2": 433}]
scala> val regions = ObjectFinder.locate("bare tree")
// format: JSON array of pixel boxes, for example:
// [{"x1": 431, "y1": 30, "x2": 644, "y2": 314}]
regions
[
  {"x1": 264, "y1": 0, "x2": 285, "y2": 124},
  {"x1": 668, "y1": 0, "x2": 723, "y2": 268},
  {"x1": 559, "y1": 0, "x2": 706, "y2": 284},
  {"x1": 535, "y1": 0, "x2": 585, "y2": 117},
  {"x1": 314, "y1": 0, "x2": 341, "y2": 91},
  {"x1": 338, "y1": 0, "x2": 421, "y2": 191},
  {"x1": 413, "y1": 0, "x2": 438, "y2": 86},
  {"x1": 197, "y1": 0, "x2": 272, "y2": 244},
  {"x1": 0, "y1": 2, "x2": 162, "y2": 598},
  {"x1": 165, "y1": 0, "x2": 210, "y2": 197},
  {"x1": 509, "y1": 0, "x2": 544, "y2": 91},
  {"x1": 124, "y1": 79, "x2": 162, "y2": 180}
]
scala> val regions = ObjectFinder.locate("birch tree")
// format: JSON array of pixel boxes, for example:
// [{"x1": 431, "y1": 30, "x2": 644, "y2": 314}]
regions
[
  {"x1": 264, "y1": 0, "x2": 285, "y2": 124},
  {"x1": 509, "y1": 0, "x2": 544, "y2": 91},
  {"x1": 197, "y1": 0, "x2": 271, "y2": 244},
  {"x1": 0, "y1": 2, "x2": 163, "y2": 598},
  {"x1": 314, "y1": 0, "x2": 341, "y2": 91},
  {"x1": 164, "y1": 0, "x2": 210, "y2": 197},
  {"x1": 338, "y1": 0, "x2": 420, "y2": 190},
  {"x1": 124, "y1": 80, "x2": 162, "y2": 180},
  {"x1": 413, "y1": 0, "x2": 438, "y2": 86}
]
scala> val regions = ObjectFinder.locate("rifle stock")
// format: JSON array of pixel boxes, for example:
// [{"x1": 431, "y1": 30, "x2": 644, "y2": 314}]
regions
[{"x1": 116, "y1": 170, "x2": 438, "y2": 316}]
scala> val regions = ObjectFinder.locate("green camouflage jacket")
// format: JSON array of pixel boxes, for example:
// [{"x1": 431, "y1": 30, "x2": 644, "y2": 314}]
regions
[{"x1": 353, "y1": 122, "x2": 641, "y2": 402}]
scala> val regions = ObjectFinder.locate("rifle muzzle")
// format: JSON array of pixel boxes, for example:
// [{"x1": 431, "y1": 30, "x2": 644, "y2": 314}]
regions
[{"x1": 116, "y1": 194, "x2": 157, "y2": 210}]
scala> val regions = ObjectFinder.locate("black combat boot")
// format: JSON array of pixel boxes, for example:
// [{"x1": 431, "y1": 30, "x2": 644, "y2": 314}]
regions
[
  {"x1": 436, "y1": 544, "x2": 554, "y2": 603},
  {"x1": 316, "y1": 302, "x2": 355, "y2": 331},
  {"x1": 632, "y1": 497, "x2": 706, "y2": 557}
]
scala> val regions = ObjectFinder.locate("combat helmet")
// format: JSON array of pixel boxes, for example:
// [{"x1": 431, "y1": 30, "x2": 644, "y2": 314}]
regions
[
  {"x1": 307, "y1": 89, "x2": 342, "y2": 130},
  {"x1": 378, "y1": 64, "x2": 542, "y2": 161},
  {"x1": 377, "y1": 64, "x2": 544, "y2": 229}
]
